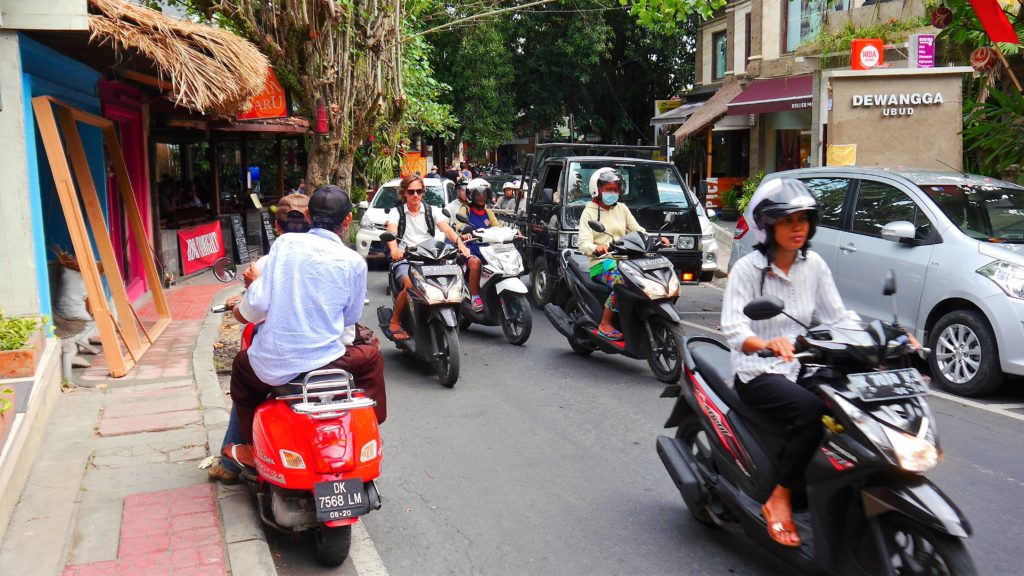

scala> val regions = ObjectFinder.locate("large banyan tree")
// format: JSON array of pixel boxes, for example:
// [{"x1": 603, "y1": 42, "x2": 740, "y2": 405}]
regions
[{"x1": 181, "y1": 0, "x2": 406, "y2": 189}]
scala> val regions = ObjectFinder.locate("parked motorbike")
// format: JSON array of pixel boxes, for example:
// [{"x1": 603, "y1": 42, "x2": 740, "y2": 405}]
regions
[
  {"x1": 376, "y1": 231, "x2": 463, "y2": 387},
  {"x1": 209, "y1": 257, "x2": 382, "y2": 567},
  {"x1": 543, "y1": 217, "x2": 684, "y2": 383},
  {"x1": 656, "y1": 272, "x2": 975, "y2": 575},
  {"x1": 455, "y1": 214, "x2": 532, "y2": 345}
]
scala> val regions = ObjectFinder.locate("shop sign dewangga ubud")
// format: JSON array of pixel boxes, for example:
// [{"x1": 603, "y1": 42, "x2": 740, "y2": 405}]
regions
[{"x1": 851, "y1": 92, "x2": 945, "y2": 117}]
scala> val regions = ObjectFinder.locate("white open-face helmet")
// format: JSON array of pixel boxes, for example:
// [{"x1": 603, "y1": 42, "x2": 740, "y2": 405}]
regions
[
  {"x1": 588, "y1": 167, "x2": 625, "y2": 199},
  {"x1": 467, "y1": 177, "x2": 492, "y2": 203},
  {"x1": 743, "y1": 177, "x2": 819, "y2": 245}
]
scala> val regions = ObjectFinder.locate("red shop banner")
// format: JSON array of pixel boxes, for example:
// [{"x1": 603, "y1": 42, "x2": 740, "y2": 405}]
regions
[{"x1": 178, "y1": 221, "x2": 226, "y2": 275}]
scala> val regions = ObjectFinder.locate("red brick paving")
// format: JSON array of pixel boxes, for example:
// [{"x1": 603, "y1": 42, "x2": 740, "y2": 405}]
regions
[{"x1": 63, "y1": 484, "x2": 227, "y2": 576}]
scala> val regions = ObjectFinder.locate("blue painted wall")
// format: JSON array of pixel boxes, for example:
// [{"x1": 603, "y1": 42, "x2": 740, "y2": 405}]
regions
[{"x1": 20, "y1": 34, "x2": 106, "y2": 318}]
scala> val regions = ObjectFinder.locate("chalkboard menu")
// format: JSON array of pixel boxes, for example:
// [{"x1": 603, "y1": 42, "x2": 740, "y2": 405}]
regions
[
  {"x1": 227, "y1": 213, "x2": 250, "y2": 264},
  {"x1": 260, "y1": 210, "x2": 276, "y2": 253}
]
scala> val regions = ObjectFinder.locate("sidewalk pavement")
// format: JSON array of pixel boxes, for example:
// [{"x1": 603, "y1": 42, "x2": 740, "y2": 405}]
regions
[{"x1": 0, "y1": 273, "x2": 276, "y2": 576}]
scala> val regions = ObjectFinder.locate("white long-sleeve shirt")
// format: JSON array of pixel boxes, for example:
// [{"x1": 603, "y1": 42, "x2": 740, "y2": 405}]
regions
[
  {"x1": 239, "y1": 228, "x2": 367, "y2": 385},
  {"x1": 721, "y1": 250, "x2": 858, "y2": 384}
]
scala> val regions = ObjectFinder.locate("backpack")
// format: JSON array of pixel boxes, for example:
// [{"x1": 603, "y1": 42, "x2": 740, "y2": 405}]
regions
[{"x1": 395, "y1": 202, "x2": 435, "y2": 241}]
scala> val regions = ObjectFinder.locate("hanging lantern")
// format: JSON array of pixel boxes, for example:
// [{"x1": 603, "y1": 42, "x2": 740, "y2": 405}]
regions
[
  {"x1": 930, "y1": 6, "x2": 953, "y2": 29},
  {"x1": 970, "y1": 46, "x2": 998, "y2": 71},
  {"x1": 315, "y1": 99, "x2": 328, "y2": 134}
]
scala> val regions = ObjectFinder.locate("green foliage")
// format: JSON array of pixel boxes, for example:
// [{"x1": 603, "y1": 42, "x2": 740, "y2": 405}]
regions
[
  {"x1": 963, "y1": 88, "x2": 1024, "y2": 174},
  {"x1": 0, "y1": 387, "x2": 12, "y2": 415},
  {"x1": 933, "y1": 0, "x2": 1021, "y2": 57},
  {"x1": 622, "y1": 0, "x2": 725, "y2": 33},
  {"x1": 812, "y1": 18, "x2": 928, "y2": 68},
  {"x1": 0, "y1": 310, "x2": 45, "y2": 352},
  {"x1": 737, "y1": 170, "x2": 765, "y2": 213},
  {"x1": 719, "y1": 187, "x2": 739, "y2": 211}
]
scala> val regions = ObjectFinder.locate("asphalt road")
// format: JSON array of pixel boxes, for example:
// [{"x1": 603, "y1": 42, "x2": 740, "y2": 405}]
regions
[{"x1": 269, "y1": 270, "x2": 1024, "y2": 576}]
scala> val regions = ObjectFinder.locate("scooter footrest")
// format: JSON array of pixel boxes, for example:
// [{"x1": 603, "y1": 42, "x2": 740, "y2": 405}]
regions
[{"x1": 592, "y1": 329, "x2": 627, "y2": 349}]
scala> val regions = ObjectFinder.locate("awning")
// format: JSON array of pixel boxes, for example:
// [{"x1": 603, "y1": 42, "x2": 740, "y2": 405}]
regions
[
  {"x1": 650, "y1": 102, "x2": 703, "y2": 126},
  {"x1": 727, "y1": 74, "x2": 813, "y2": 116},
  {"x1": 673, "y1": 79, "x2": 744, "y2": 141}
]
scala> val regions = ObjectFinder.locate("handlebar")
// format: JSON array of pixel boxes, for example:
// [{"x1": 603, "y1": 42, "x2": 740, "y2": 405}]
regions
[{"x1": 210, "y1": 304, "x2": 230, "y2": 314}]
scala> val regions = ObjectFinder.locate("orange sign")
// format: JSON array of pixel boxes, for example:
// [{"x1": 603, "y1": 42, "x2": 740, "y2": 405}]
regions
[
  {"x1": 237, "y1": 67, "x2": 288, "y2": 120},
  {"x1": 851, "y1": 38, "x2": 885, "y2": 71},
  {"x1": 401, "y1": 152, "x2": 427, "y2": 178}
]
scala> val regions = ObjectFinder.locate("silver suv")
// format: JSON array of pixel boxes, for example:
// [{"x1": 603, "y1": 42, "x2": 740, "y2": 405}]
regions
[{"x1": 729, "y1": 167, "x2": 1024, "y2": 397}]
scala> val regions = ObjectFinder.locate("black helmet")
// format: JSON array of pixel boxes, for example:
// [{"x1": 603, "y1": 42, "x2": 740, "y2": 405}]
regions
[{"x1": 309, "y1": 185, "x2": 353, "y2": 230}]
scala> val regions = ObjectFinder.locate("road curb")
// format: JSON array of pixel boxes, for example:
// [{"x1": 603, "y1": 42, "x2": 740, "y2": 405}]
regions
[
  {"x1": 710, "y1": 222, "x2": 733, "y2": 278},
  {"x1": 193, "y1": 285, "x2": 278, "y2": 576}
]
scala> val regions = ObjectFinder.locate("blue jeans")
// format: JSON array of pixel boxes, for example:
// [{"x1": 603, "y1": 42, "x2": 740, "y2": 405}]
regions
[{"x1": 220, "y1": 406, "x2": 242, "y2": 474}]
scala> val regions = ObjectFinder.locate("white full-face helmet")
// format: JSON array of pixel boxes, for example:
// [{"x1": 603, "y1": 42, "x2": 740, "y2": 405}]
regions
[{"x1": 588, "y1": 167, "x2": 625, "y2": 199}]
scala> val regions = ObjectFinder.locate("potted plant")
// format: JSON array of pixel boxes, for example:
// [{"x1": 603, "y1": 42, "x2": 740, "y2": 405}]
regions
[
  {"x1": 736, "y1": 171, "x2": 765, "y2": 215},
  {"x1": 0, "y1": 310, "x2": 47, "y2": 379},
  {"x1": 718, "y1": 187, "x2": 740, "y2": 220},
  {"x1": 0, "y1": 386, "x2": 14, "y2": 450}
]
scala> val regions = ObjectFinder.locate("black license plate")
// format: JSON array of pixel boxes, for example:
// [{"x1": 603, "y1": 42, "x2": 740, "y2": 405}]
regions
[
  {"x1": 421, "y1": 264, "x2": 461, "y2": 276},
  {"x1": 631, "y1": 257, "x2": 672, "y2": 271},
  {"x1": 313, "y1": 478, "x2": 368, "y2": 522},
  {"x1": 848, "y1": 368, "x2": 927, "y2": 402}
]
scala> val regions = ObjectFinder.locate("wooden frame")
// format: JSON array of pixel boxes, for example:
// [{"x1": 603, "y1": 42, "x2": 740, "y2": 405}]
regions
[{"x1": 32, "y1": 96, "x2": 170, "y2": 377}]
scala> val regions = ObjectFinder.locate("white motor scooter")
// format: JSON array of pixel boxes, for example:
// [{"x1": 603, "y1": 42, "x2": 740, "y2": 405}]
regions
[{"x1": 456, "y1": 219, "x2": 532, "y2": 345}]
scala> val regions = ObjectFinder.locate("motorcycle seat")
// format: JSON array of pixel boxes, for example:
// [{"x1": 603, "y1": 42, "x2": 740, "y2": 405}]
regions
[
  {"x1": 567, "y1": 254, "x2": 610, "y2": 294},
  {"x1": 688, "y1": 341, "x2": 786, "y2": 436},
  {"x1": 272, "y1": 371, "x2": 355, "y2": 397}
]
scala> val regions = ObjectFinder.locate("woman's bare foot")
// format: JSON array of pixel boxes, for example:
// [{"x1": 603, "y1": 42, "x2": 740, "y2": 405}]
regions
[{"x1": 762, "y1": 485, "x2": 800, "y2": 547}]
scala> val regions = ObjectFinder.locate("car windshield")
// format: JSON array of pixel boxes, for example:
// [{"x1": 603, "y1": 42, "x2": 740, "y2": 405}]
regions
[
  {"x1": 922, "y1": 184, "x2": 1024, "y2": 243},
  {"x1": 565, "y1": 161, "x2": 691, "y2": 209},
  {"x1": 373, "y1": 185, "x2": 446, "y2": 208}
]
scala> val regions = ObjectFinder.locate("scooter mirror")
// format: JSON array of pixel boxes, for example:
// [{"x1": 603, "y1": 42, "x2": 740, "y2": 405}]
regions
[
  {"x1": 456, "y1": 212, "x2": 471, "y2": 225},
  {"x1": 460, "y1": 225, "x2": 474, "y2": 235},
  {"x1": 743, "y1": 296, "x2": 784, "y2": 321},
  {"x1": 442, "y1": 208, "x2": 452, "y2": 218},
  {"x1": 589, "y1": 220, "x2": 607, "y2": 233},
  {"x1": 883, "y1": 269, "x2": 897, "y2": 296},
  {"x1": 212, "y1": 257, "x2": 237, "y2": 283}
]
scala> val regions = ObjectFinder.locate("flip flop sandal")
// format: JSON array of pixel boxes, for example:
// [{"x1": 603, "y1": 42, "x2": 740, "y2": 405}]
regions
[
  {"x1": 762, "y1": 504, "x2": 801, "y2": 548},
  {"x1": 390, "y1": 328, "x2": 411, "y2": 341},
  {"x1": 222, "y1": 444, "x2": 256, "y2": 469},
  {"x1": 599, "y1": 328, "x2": 624, "y2": 341}
]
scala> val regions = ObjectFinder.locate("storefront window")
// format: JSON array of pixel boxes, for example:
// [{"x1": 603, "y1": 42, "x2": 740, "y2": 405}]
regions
[
  {"x1": 154, "y1": 141, "x2": 215, "y2": 228},
  {"x1": 785, "y1": 0, "x2": 824, "y2": 53},
  {"x1": 713, "y1": 31, "x2": 728, "y2": 80},
  {"x1": 711, "y1": 131, "x2": 749, "y2": 178},
  {"x1": 775, "y1": 130, "x2": 811, "y2": 171}
]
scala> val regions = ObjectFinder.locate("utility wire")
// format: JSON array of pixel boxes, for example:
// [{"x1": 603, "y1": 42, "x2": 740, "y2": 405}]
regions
[{"x1": 407, "y1": 0, "x2": 560, "y2": 39}]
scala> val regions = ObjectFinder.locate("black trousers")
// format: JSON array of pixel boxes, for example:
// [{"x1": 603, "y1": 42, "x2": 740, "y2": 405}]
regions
[{"x1": 735, "y1": 373, "x2": 826, "y2": 489}]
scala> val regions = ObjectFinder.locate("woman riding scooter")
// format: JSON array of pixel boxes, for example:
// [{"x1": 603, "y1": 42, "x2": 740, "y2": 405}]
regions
[
  {"x1": 578, "y1": 168, "x2": 668, "y2": 340},
  {"x1": 458, "y1": 179, "x2": 503, "y2": 311},
  {"x1": 721, "y1": 178, "x2": 921, "y2": 548}
]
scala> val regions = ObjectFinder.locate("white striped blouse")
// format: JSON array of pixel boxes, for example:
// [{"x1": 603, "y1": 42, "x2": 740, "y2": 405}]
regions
[{"x1": 721, "y1": 250, "x2": 859, "y2": 384}]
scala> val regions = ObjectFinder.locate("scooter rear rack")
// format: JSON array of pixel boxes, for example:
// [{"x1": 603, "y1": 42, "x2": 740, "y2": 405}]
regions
[{"x1": 276, "y1": 369, "x2": 376, "y2": 420}]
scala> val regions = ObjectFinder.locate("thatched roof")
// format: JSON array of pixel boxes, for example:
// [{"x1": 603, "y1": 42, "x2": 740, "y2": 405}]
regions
[{"x1": 87, "y1": 0, "x2": 268, "y2": 116}]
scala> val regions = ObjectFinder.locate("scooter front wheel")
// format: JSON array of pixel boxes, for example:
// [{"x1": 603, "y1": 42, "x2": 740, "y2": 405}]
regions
[
  {"x1": 501, "y1": 293, "x2": 533, "y2": 345},
  {"x1": 849, "y1": 515, "x2": 976, "y2": 576},
  {"x1": 311, "y1": 524, "x2": 352, "y2": 567},
  {"x1": 433, "y1": 323, "x2": 460, "y2": 388},
  {"x1": 647, "y1": 316, "x2": 683, "y2": 383}
]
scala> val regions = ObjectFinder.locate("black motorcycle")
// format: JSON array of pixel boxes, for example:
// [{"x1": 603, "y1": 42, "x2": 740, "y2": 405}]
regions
[
  {"x1": 543, "y1": 218, "x2": 684, "y2": 383},
  {"x1": 376, "y1": 232, "x2": 463, "y2": 387},
  {"x1": 656, "y1": 272, "x2": 975, "y2": 575}
]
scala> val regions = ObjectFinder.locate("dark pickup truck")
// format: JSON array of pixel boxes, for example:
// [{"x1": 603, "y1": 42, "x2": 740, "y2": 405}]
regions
[{"x1": 517, "y1": 143, "x2": 704, "y2": 307}]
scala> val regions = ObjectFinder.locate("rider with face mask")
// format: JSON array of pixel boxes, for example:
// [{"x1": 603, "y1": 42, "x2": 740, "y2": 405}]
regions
[{"x1": 577, "y1": 167, "x2": 669, "y2": 340}]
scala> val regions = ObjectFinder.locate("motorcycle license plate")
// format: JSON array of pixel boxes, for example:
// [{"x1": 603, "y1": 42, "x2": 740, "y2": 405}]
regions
[
  {"x1": 848, "y1": 368, "x2": 927, "y2": 402},
  {"x1": 421, "y1": 264, "x2": 461, "y2": 276},
  {"x1": 631, "y1": 257, "x2": 671, "y2": 271},
  {"x1": 313, "y1": 478, "x2": 367, "y2": 522},
  {"x1": 492, "y1": 243, "x2": 515, "y2": 253}
]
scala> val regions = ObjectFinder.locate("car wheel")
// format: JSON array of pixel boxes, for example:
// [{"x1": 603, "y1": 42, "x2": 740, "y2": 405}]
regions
[
  {"x1": 530, "y1": 256, "x2": 552, "y2": 307},
  {"x1": 928, "y1": 309, "x2": 1003, "y2": 397}
]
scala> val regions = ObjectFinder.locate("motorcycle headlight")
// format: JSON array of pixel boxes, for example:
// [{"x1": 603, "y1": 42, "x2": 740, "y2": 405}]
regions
[
  {"x1": 977, "y1": 260, "x2": 1024, "y2": 299},
  {"x1": 831, "y1": 394, "x2": 896, "y2": 463},
  {"x1": 619, "y1": 262, "x2": 668, "y2": 299},
  {"x1": 360, "y1": 214, "x2": 376, "y2": 231},
  {"x1": 667, "y1": 273, "x2": 679, "y2": 297},
  {"x1": 882, "y1": 425, "x2": 939, "y2": 473},
  {"x1": 423, "y1": 283, "x2": 447, "y2": 304},
  {"x1": 676, "y1": 235, "x2": 696, "y2": 250}
]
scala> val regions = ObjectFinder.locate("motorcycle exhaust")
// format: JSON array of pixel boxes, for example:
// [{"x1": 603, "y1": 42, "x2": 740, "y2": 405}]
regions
[
  {"x1": 543, "y1": 304, "x2": 575, "y2": 339},
  {"x1": 656, "y1": 435, "x2": 709, "y2": 512}
]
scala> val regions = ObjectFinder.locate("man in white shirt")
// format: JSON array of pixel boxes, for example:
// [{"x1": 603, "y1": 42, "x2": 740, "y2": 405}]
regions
[
  {"x1": 445, "y1": 181, "x2": 469, "y2": 226},
  {"x1": 385, "y1": 174, "x2": 469, "y2": 340},
  {"x1": 228, "y1": 186, "x2": 369, "y2": 453}
]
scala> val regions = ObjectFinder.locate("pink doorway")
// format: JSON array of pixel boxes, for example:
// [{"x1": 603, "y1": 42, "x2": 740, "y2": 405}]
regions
[{"x1": 100, "y1": 81, "x2": 150, "y2": 302}]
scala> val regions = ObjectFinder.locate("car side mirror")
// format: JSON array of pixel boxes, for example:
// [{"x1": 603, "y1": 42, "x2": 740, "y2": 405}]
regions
[
  {"x1": 213, "y1": 257, "x2": 237, "y2": 283},
  {"x1": 743, "y1": 296, "x2": 784, "y2": 321},
  {"x1": 456, "y1": 213, "x2": 471, "y2": 224},
  {"x1": 880, "y1": 221, "x2": 916, "y2": 243},
  {"x1": 357, "y1": 201, "x2": 369, "y2": 210},
  {"x1": 883, "y1": 269, "x2": 897, "y2": 296},
  {"x1": 380, "y1": 232, "x2": 396, "y2": 244},
  {"x1": 707, "y1": 209, "x2": 717, "y2": 221},
  {"x1": 542, "y1": 188, "x2": 554, "y2": 203},
  {"x1": 588, "y1": 220, "x2": 607, "y2": 233}
]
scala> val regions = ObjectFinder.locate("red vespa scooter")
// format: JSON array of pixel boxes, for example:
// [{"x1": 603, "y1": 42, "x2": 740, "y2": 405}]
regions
[{"x1": 211, "y1": 258, "x2": 382, "y2": 566}]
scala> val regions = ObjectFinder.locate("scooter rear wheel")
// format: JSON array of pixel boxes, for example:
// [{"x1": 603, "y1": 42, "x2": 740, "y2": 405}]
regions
[
  {"x1": 676, "y1": 418, "x2": 721, "y2": 527},
  {"x1": 433, "y1": 323, "x2": 460, "y2": 388},
  {"x1": 311, "y1": 524, "x2": 352, "y2": 567},
  {"x1": 565, "y1": 297, "x2": 595, "y2": 356}
]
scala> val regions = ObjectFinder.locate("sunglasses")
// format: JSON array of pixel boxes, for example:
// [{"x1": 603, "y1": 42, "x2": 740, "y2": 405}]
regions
[{"x1": 406, "y1": 188, "x2": 424, "y2": 196}]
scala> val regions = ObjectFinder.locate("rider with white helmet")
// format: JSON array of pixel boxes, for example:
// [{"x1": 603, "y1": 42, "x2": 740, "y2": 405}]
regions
[
  {"x1": 577, "y1": 167, "x2": 669, "y2": 340},
  {"x1": 457, "y1": 178, "x2": 502, "y2": 311}
]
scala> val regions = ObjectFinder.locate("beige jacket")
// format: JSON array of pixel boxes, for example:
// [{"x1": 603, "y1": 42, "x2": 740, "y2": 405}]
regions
[{"x1": 577, "y1": 201, "x2": 646, "y2": 268}]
